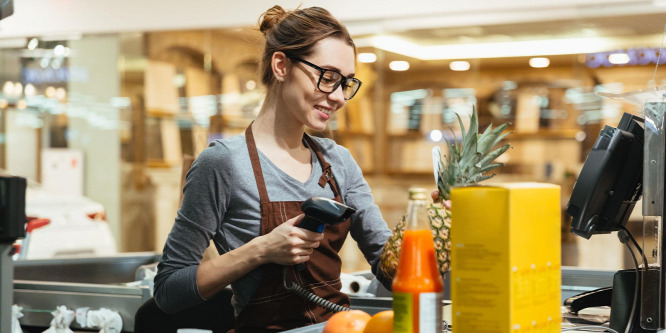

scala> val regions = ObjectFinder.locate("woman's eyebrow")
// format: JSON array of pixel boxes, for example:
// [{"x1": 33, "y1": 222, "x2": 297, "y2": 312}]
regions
[{"x1": 319, "y1": 63, "x2": 355, "y2": 77}]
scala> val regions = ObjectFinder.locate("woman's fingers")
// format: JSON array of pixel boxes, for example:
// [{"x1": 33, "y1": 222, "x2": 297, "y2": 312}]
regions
[
  {"x1": 260, "y1": 214, "x2": 326, "y2": 265},
  {"x1": 291, "y1": 247, "x2": 314, "y2": 256},
  {"x1": 285, "y1": 214, "x2": 305, "y2": 226},
  {"x1": 301, "y1": 240, "x2": 320, "y2": 249}
]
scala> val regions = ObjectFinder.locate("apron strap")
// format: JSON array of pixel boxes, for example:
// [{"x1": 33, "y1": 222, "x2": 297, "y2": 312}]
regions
[
  {"x1": 303, "y1": 134, "x2": 342, "y2": 199},
  {"x1": 245, "y1": 122, "x2": 271, "y2": 206},
  {"x1": 245, "y1": 123, "x2": 343, "y2": 203}
]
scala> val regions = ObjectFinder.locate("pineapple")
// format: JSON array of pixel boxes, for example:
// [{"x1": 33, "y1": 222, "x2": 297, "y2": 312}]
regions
[{"x1": 380, "y1": 107, "x2": 511, "y2": 279}]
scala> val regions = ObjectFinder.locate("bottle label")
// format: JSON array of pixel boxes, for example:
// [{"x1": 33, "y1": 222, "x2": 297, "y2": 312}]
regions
[
  {"x1": 393, "y1": 292, "x2": 413, "y2": 333},
  {"x1": 393, "y1": 292, "x2": 442, "y2": 333},
  {"x1": 419, "y1": 292, "x2": 442, "y2": 333}
]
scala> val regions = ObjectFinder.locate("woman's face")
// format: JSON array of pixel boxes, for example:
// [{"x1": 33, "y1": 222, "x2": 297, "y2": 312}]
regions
[{"x1": 281, "y1": 37, "x2": 356, "y2": 131}]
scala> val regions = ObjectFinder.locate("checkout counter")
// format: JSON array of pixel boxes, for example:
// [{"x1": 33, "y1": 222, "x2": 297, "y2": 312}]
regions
[
  {"x1": 12, "y1": 252, "x2": 158, "y2": 332},
  {"x1": 9, "y1": 258, "x2": 618, "y2": 332},
  {"x1": 279, "y1": 267, "x2": 618, "y2": 333}
]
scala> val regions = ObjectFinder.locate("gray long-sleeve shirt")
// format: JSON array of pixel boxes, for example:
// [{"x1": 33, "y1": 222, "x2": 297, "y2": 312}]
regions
[{"x1": 153, "y1": 134, "x2": 392, "y2": 315}]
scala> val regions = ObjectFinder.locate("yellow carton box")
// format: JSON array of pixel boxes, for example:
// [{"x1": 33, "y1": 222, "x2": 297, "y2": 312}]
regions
[{"x1": 451, "y1": 183, "x2": 561, "y2": 333}]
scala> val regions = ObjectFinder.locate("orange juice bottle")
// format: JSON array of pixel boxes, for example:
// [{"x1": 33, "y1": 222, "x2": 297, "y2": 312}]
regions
[{"x1": 393, "y1": 188, "x2": 443, "y2": 333}]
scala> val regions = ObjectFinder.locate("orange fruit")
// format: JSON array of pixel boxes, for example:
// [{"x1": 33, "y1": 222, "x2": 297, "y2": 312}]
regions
[
  {"x1": 363, "y1": 310, "x2": 394, "y2": 333},
  {"x1": 323, "y1": 310, "x2": 371, "y2": 333}
]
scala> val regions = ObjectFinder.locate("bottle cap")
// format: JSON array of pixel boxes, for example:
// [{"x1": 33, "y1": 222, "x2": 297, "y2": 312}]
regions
[{"x1": 408, "y1": 188, "x2": 428, "y2": 200}]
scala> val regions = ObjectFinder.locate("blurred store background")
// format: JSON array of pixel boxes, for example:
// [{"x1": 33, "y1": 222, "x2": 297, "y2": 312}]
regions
[{"x1": 1, "y1": 0, "x2": 664, "y2": 272}]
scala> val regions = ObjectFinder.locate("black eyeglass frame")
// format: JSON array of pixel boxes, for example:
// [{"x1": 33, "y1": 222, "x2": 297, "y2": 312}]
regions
[{"x1": 289, "y1": 56, "x2": 362, "y2": 100}]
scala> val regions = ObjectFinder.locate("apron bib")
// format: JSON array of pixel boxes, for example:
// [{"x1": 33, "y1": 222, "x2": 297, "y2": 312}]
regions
[{"x1": 233, "y1": 124, "x2": 351, "y2": 332}]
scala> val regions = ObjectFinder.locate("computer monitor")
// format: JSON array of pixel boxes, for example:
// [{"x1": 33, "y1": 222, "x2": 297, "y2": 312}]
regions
[
  {"x1": 0, "y1": 0, "x2": 13, "y2": 21},
  {"x1": 0, "y1": 176, "x2": 26, "y2": 242},
  {"x1": 567, "y1": 112, "x2": 644, "y2": 239}
]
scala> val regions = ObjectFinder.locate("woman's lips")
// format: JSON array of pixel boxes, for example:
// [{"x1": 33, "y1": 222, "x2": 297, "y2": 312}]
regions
[{"x1": 315, "y1": 105, "x2": 332, "y2": 120}]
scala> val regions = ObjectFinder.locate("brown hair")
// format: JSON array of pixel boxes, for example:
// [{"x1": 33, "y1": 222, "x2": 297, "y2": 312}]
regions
[{"x1": 258, "y1": 5, "x2": 355, "y2": 86}]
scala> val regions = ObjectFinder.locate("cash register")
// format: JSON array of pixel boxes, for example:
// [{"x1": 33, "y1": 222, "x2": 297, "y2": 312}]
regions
[
  {"x1": 0, "y1": 176, "x2": 27, "y2": 333},
  {"x1": 566, "y1": 101, "x2": 666, "y2": 333}
]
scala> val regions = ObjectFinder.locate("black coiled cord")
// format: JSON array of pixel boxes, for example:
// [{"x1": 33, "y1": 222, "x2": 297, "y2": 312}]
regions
[{"x1": 283, "y1": 267, "x2": 349, "y2": 313}]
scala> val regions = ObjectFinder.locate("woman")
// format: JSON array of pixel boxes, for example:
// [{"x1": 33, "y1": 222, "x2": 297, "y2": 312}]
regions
[{"x1": 153, "y1": 5, "x2": 393, "y2": 332}]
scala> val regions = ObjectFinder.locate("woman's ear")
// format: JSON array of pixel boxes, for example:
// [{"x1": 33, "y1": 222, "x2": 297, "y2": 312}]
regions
[{"x1": 271, "y1": 51, "x2": 289, "y2": 82}]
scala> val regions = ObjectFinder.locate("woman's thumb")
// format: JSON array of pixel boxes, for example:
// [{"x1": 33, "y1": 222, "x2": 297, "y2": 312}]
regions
[{"x1": 286, "y1": 214, "x2": 305, "y2": 225}]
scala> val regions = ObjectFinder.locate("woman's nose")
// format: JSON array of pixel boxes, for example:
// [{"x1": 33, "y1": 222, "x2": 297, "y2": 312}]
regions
[{"x1": 328, "y1": 84, "x2": 346, "y2": 105}]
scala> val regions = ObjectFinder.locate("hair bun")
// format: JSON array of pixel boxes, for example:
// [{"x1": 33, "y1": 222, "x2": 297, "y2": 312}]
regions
[{"x1": 259, "y1": 5, "x2": 288, "y2": 36}]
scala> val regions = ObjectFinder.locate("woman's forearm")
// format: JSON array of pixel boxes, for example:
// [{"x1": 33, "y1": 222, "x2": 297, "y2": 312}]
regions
[{"x1": 196, "y1": 236, "x2": 267, "y2": 299}]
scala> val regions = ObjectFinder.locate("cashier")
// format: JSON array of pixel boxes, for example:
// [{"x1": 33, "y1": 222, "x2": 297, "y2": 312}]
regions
[{"x1": 153, "y1": 5, "x2": 393, "y2": 332}]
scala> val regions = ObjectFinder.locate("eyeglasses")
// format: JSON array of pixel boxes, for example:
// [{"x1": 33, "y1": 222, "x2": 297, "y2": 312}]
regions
[{"x1": 289, "y1": 57, "x2": 362, "y2": 100}]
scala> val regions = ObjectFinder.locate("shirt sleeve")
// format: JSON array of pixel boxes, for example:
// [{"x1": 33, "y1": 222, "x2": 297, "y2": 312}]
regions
[
  {"x1": 153, "y1": 143, "x2": 230, "y2": 314},
  {"x1": 337, "y1": 147, "x2": 394, "y2": 291}
]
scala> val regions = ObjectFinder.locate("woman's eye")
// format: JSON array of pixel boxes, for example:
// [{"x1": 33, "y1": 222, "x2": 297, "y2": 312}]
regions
[{"x1": 321, "y1": 72, "x2": 339, "y2": 84}]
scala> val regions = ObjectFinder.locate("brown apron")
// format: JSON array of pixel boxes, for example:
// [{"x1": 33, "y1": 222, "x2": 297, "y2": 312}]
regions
[{"x1": 233, "y1": 125, "x2": 351, "y2": 332}]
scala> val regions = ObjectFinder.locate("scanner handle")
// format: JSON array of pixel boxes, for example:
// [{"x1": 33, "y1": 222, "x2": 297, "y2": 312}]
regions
[{"x1": 297, "y1": 216, "x2": 326, "y2": 233}]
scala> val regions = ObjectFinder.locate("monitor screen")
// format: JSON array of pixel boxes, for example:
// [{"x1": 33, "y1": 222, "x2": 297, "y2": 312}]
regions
[
  {"x1": 0, "y1": 0, "x2": 12, "y2": 21},
  {"x1": 567, "y1": 113, "x2": 644, "y2": 239}
]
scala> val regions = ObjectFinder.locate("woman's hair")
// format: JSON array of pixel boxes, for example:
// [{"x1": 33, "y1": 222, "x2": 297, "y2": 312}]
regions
[{"x1": 258, "y1": 5, "x2": 355, "y2": 86}]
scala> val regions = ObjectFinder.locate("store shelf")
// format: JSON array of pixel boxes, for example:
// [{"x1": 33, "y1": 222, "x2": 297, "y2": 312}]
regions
[
  {"x1": 146, "y1": 109, "x2": 177, "y2": 118},
  {"x1": 387, "y1": 132, "x2": 429, "y2": 139},
  {"x1": 509, "y1": 129, "x2": 579, "y2": 140},
  {"x1": 147, "y1": 159, "x2": 176, "y2": 168},
  {"x1": 336, "y1": 130, "x2": 375, "y2": 138},
  {"x1": 385, "y1": 129, "x2": 579, "y2": 141},
  {"x1": 386, "y1": 169, "x2": 434, "y2": 176}
]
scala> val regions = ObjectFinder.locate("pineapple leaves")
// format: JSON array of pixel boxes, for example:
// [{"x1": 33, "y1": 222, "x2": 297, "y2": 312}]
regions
[
  {"x1": 476, "y1": 143, "x2": 511, "y2": 169},
  {"x1": 470, "y1": 173, "x2": 496, "y2": 183},
  {"x1": 456, "y1": 112, "x2": 467, "y2": 149},
  {"x1": 477, "y1": 122, "x2": 510, "y2": 155},
  {"x1": 436, "y1": 106, "x2": 512, "y2": 201},
  {"x1": 478, "y1": 162, "x2": 504, "y2": 174}
]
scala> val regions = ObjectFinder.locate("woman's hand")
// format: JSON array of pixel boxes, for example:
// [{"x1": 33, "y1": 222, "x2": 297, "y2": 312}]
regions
[
  {"x1": 258, "y1": 214, "x2": 324, "y2": 266},
  {"x1": 431, "y1": 190, "x2": 451, "y2": 210}
]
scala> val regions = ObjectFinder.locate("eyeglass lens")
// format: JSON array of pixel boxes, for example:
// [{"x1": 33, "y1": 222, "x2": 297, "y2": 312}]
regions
[{"x1": 318, "y1": 70, "x2": 360, "y2": 99}]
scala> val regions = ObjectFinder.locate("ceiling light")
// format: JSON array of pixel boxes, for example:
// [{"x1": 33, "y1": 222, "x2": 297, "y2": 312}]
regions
[
  {"x1": 357, "y1": 53, "x2": 377, "y2": 63},
  {"x1": 450, "y1": 61, "x2": 470, "y2": 71},
  {"x1": 13, "y1": 83, "x2": 23, "y2": 96},
  {"x1": 45, "y1": 86, "x2": 56, "y2": 98},
  {"x1": 608, "y1": 53, "x2": 630, "y2": 65},
  {"x1": 40, "y1": 33, "x2": 83, "y2": 42},
  {"x1": 3, "y1": 82, "x2": 14, "y2": 95},
  {"x1": 51, "y1": 58, "x2": 62, "y2": 69},
  {"x1": 40, "y1": 57, "x2": 50, "y2": 69},
  {"x1": 529, "y1": 57, "x2": 550, "y2": 68},
  {"x1": 24, "y1": 84, "x2": 36, "y2": 97},
  {"x1": 0, "y1": 38, "x2": 30, "y2": 49},
  {"x1": 389, "y1": 61, "x2": 409, "y2": 71},
  {"x1": 53, "y1": 45, "x2": 66, "y2": 57},
  {"x1": 358, "y1": 35, "x2": 638, "y2": 60},
  {"x1": 55, "y1": 88, "x2": 67, "y2": 101},
  {"x1": 429, "y1": 130, "x2": 443, "y2": 142},
  {"x1": 27, "y1": 38, "x2": 39, "y2": 50}
]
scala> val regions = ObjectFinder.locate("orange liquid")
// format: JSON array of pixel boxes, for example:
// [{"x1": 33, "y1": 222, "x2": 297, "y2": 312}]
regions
[{"x1": 393, "y1": 229, "x2": 443, "y2": 332}]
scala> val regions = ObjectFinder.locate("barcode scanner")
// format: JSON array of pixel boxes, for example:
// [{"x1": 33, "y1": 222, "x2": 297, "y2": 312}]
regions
[
  {"x1": 297, "y1": 197, "x2": 356, "y2": 233},
  {"x1": 284, "y1": 197, "x2": 355, "y2": 312},
  {"x1": 294, "y1": 197, "x2": 355, "y2": 272}
]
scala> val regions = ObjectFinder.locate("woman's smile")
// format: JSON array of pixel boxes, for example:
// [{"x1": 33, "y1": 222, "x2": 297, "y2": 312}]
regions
[{"x1": 315, "y1": 105, "x2": 332, "y2": 119}]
